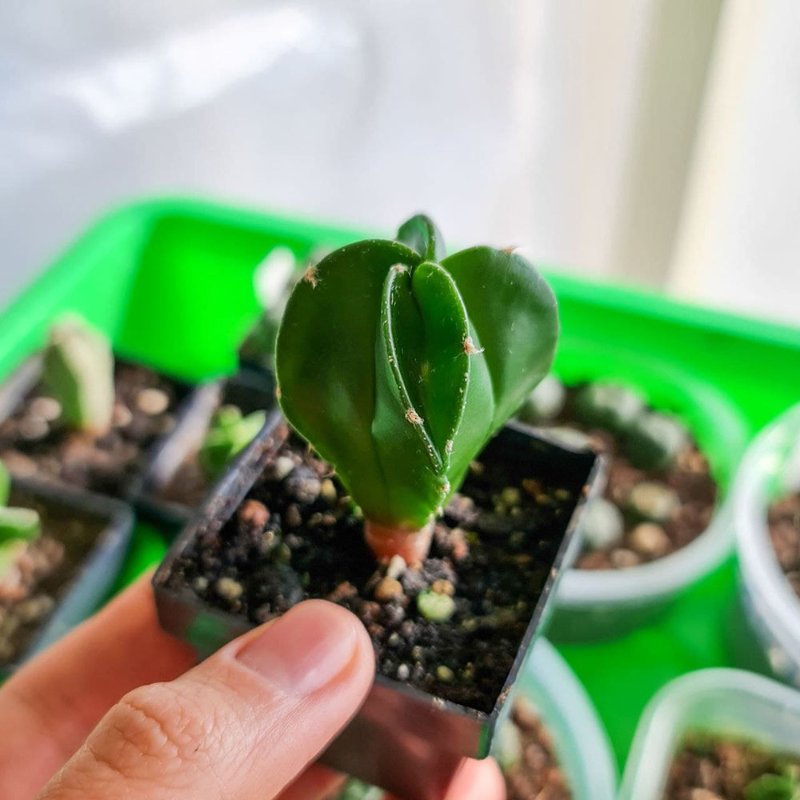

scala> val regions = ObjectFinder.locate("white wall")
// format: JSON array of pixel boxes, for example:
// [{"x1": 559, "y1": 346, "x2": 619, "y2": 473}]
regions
[{"x1": 0, "y1": 0, "x2": 798, "y2": 326}]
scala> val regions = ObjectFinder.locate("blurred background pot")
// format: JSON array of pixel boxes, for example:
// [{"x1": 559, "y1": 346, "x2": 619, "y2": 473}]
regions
[
  {"x1": 619, "y1": 668, "x2": 800, "y2": 799},
  {"x1": 0, "y1": 352, "x2": 197, "y2": 501},
  {"x1": 732, "y1": 402, "x2": 800, "y2": 684},
  {"x1": 495, "y1": 636, "x2": 617, "y2": 800},
  {"x1": 1, "y1": 477, "x2": 133, "y2": 676},
  {"x1": 547, "y1": 344, "x2": 746, "y2": 642}
]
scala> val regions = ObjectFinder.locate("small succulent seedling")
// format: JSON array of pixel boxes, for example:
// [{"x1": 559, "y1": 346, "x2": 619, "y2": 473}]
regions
[
  {"x1": 517, "y1": 374, "x2": 566, "y2": 423},
  {"x1": 276, "y1": 214, "x2": 558, "y2": 563},
  {"x1": 574, "y1": 382, "x2": 645, "y2": 433},
  {"x1": 626, "y1": 411, "x2": 689, "y2": 470},
  {"x1": 0, "y1": 507, "x2": 41, "y2": 543},
  {"x1": 745, "y1": 767, "x2": 800, "y2": 800},
  {"x1": 199, "y1": 405, "x2": 267, "y2": 477},
  {"x1": 42, "y1": 315, "x2": 114, "y2": 435},
  {"x1": 0, "y1": 462, "x2": 41, "y2": 578}
]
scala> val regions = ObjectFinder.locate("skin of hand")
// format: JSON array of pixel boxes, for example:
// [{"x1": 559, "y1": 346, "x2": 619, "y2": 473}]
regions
[{"x1": 0, "y1": 574, "x2": 505, "y2": 800}]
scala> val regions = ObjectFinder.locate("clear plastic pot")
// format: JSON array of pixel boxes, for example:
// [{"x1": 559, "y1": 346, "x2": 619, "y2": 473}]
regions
[
  {"x1": 496, "y1": 637, "x2": 617, "y2": 800},
  {"x1": 733, "y1": 402, "x2": 800, "y2": 684},
  {"x1": 619, "y1": 668, "x2": 800, "y2": 799},
  {"x1": 547, "y1": 343, "x2": 747, "y2": 641}
]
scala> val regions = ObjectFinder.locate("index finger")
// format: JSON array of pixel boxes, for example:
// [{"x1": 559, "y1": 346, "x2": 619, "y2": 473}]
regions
[{"x1": 0, "y1": 573, "x2": 195, "y2": 799}]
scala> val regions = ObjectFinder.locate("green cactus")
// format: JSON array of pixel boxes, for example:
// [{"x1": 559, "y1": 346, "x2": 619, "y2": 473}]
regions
[
  {"x1": 199, "y1": 405, "x2": 267, "y2": 478},
  {"x1": 0, "y1": 506, "x2": 41, "y2": 543},
  {"x1": 0, "y1": 460, "x2": 9, "y2": 507},
  {"x1": 745, "y1": 771, "x2": 800, "y2": 800},
  {"x1": 0, "y1": 464, "x2": 41, "y2": 579},
  {"x1": 276, "y1": 214, "x2": 558, "y2": 562},
  {"x1": 42, "y1": 315, "x2": 114, "y2": 434}
]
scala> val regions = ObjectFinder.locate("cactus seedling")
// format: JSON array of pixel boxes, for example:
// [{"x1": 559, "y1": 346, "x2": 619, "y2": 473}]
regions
[
  {"x1": 198, "y1": 405, "x2": 267, "y2": 478},
  {"x1": 276, "y1": 214, "x2": 558, "y2": 564},
  {"x1": 0, "y1": 507, "x2": 41, "y2": 543},
  {"x1": 0, "y1": 462, "x2": 41, "y2": 579},
  {"x1": 41, "y1": 315, "x2": 114, "y2": 435}
]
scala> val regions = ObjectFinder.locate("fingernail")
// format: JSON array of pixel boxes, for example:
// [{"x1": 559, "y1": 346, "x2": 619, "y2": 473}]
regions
[{"x1": 237, "y1": 601, "x2": 360, "y2": 695}]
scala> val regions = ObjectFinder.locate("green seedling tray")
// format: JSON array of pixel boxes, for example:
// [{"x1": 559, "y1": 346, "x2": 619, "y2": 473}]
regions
[{"x1": 2, "y1": 198, "x2": 799, "y2": 771}]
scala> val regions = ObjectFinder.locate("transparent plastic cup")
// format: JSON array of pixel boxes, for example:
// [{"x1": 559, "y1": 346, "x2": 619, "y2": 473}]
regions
[
  {"x1": 496, "y1": 637, "x2": 618, "y2": 800},
  {"x1": 619, "y1": 668, "x2": 800, "y2": 799},
  {"x1": 733, "y1": 402, "x2": 800, "y2": 684},
  {"x1": 548, "y1": 344, "x2": 747, "y2": 641}
]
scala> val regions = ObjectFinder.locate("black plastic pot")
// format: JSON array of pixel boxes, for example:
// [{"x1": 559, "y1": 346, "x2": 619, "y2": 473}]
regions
[
  {"x1": 2, "y1": 477, "x2": 134, "y2": 676},
  {"x1": 132, "y1": 368, "x2": 277, "y2": 528},
  {"x1": 153, "y1": 418, "x2": 602, "y2": 800},
  {"x1": 0, "y1": 354, "x2": 197, "y2": 502}
]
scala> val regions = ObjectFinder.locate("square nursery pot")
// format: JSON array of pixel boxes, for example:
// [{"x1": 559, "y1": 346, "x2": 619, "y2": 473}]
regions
[
  {"x1": 131, "y1": 368, "x2": 277, "y2": 528},
  {"x1": 0, "y1": 353, "x2": 201, "y2": 502},
  {"x1": 154, "y1": 415, "x2": 602, "y2": 800},
  {"x1": 1, "y1": 477, "x2": 134, "y2": 676},
  {"x1": 619, "y1": 669, "x2": 800, "y2": 799}
]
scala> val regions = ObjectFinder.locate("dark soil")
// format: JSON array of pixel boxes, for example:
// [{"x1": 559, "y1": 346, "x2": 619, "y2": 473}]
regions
[
  {"x1": 157, "y1": 448, "x2": 211, "y2": 509},
  {"x1": 0, "y1": 361, "x2": 188, "y2": 498},
  {"x1": 544, "y1": 385, "x2": 717, "y2": 570},
  {"x1": 665, "y1": 732, "x2": 800, "y2": 799},
  {"x1": 0, "y1": 487, "x2": 106, "y2": 665},
  {"x1": 768, "y1": 491, "x2": 800, "y2": 599},
  {"x1": 502, "y1": 696, "x2": 571, "y2": 800},
  {"x1": 166, "y1": 431, "x2": 580, "y2": 714}
]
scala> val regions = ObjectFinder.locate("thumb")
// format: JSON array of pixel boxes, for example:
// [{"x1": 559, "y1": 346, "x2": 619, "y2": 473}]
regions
[{"x1": 38, "y1": 600, "x2": 374, "y2": 800}]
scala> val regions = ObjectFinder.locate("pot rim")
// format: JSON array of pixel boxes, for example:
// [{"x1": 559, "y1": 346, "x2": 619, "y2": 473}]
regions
[{"x1": 734, "y1": 402, "x2": 800, "y2": 671}]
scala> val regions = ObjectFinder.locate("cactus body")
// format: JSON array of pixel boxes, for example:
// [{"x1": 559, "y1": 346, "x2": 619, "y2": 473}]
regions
[
  {"x1": 276, "y1": 215, "x2": 558, "y2": 549},
  {"x1": 42, "y1": 316, "x2": 114, "y2": 434},
  {"x1": 0, "y1": 506, "x2": 41, "y2": 543}
]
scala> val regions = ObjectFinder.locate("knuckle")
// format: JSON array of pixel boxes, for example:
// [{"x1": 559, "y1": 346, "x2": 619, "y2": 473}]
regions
[{"x1": 88, "y1": 683, "x2": 218, "y2": 783}]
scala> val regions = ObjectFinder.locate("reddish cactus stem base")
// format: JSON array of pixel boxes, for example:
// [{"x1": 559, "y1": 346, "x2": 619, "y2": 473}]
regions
[{"x1": 364, "y1": 519, "x2": 434, "y2": 566}]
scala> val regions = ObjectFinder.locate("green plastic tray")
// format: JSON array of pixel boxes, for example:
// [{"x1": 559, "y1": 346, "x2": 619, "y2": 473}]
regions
[{"x1": 2, "y1": 197, "x2": 800, "y2": 771}]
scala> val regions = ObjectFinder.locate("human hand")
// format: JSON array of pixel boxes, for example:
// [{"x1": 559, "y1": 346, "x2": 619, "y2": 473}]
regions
[{"x1": 0, "y1": 575, "x2": 504, "y2": 800}]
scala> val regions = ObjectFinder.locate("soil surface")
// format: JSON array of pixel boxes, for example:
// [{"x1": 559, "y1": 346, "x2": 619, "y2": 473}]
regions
[
  {"x1": 665, "y1": 732, "x2": 800, "y2": 799},
  {"x1": 157, "y1": 447, "x2": 212, "y2": 510},
  {"x1": 0, "y1": 487, "x2": 106, "y2": 666},
  {"x1": 534, "y1": 384, "x2": 717, "y2": 570},
  {"x1": 501, "y1": 695, "x2": 571, "y2": 800},
  {"x1": 0, "y1": 361, "x2": 188, "y2": 498},
  {"x1": 768, "y1": 491, "x2": 800, "y2": 599},
  {"x1": 166, "y1": 431, "x2": 581, "y2": 714}
]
